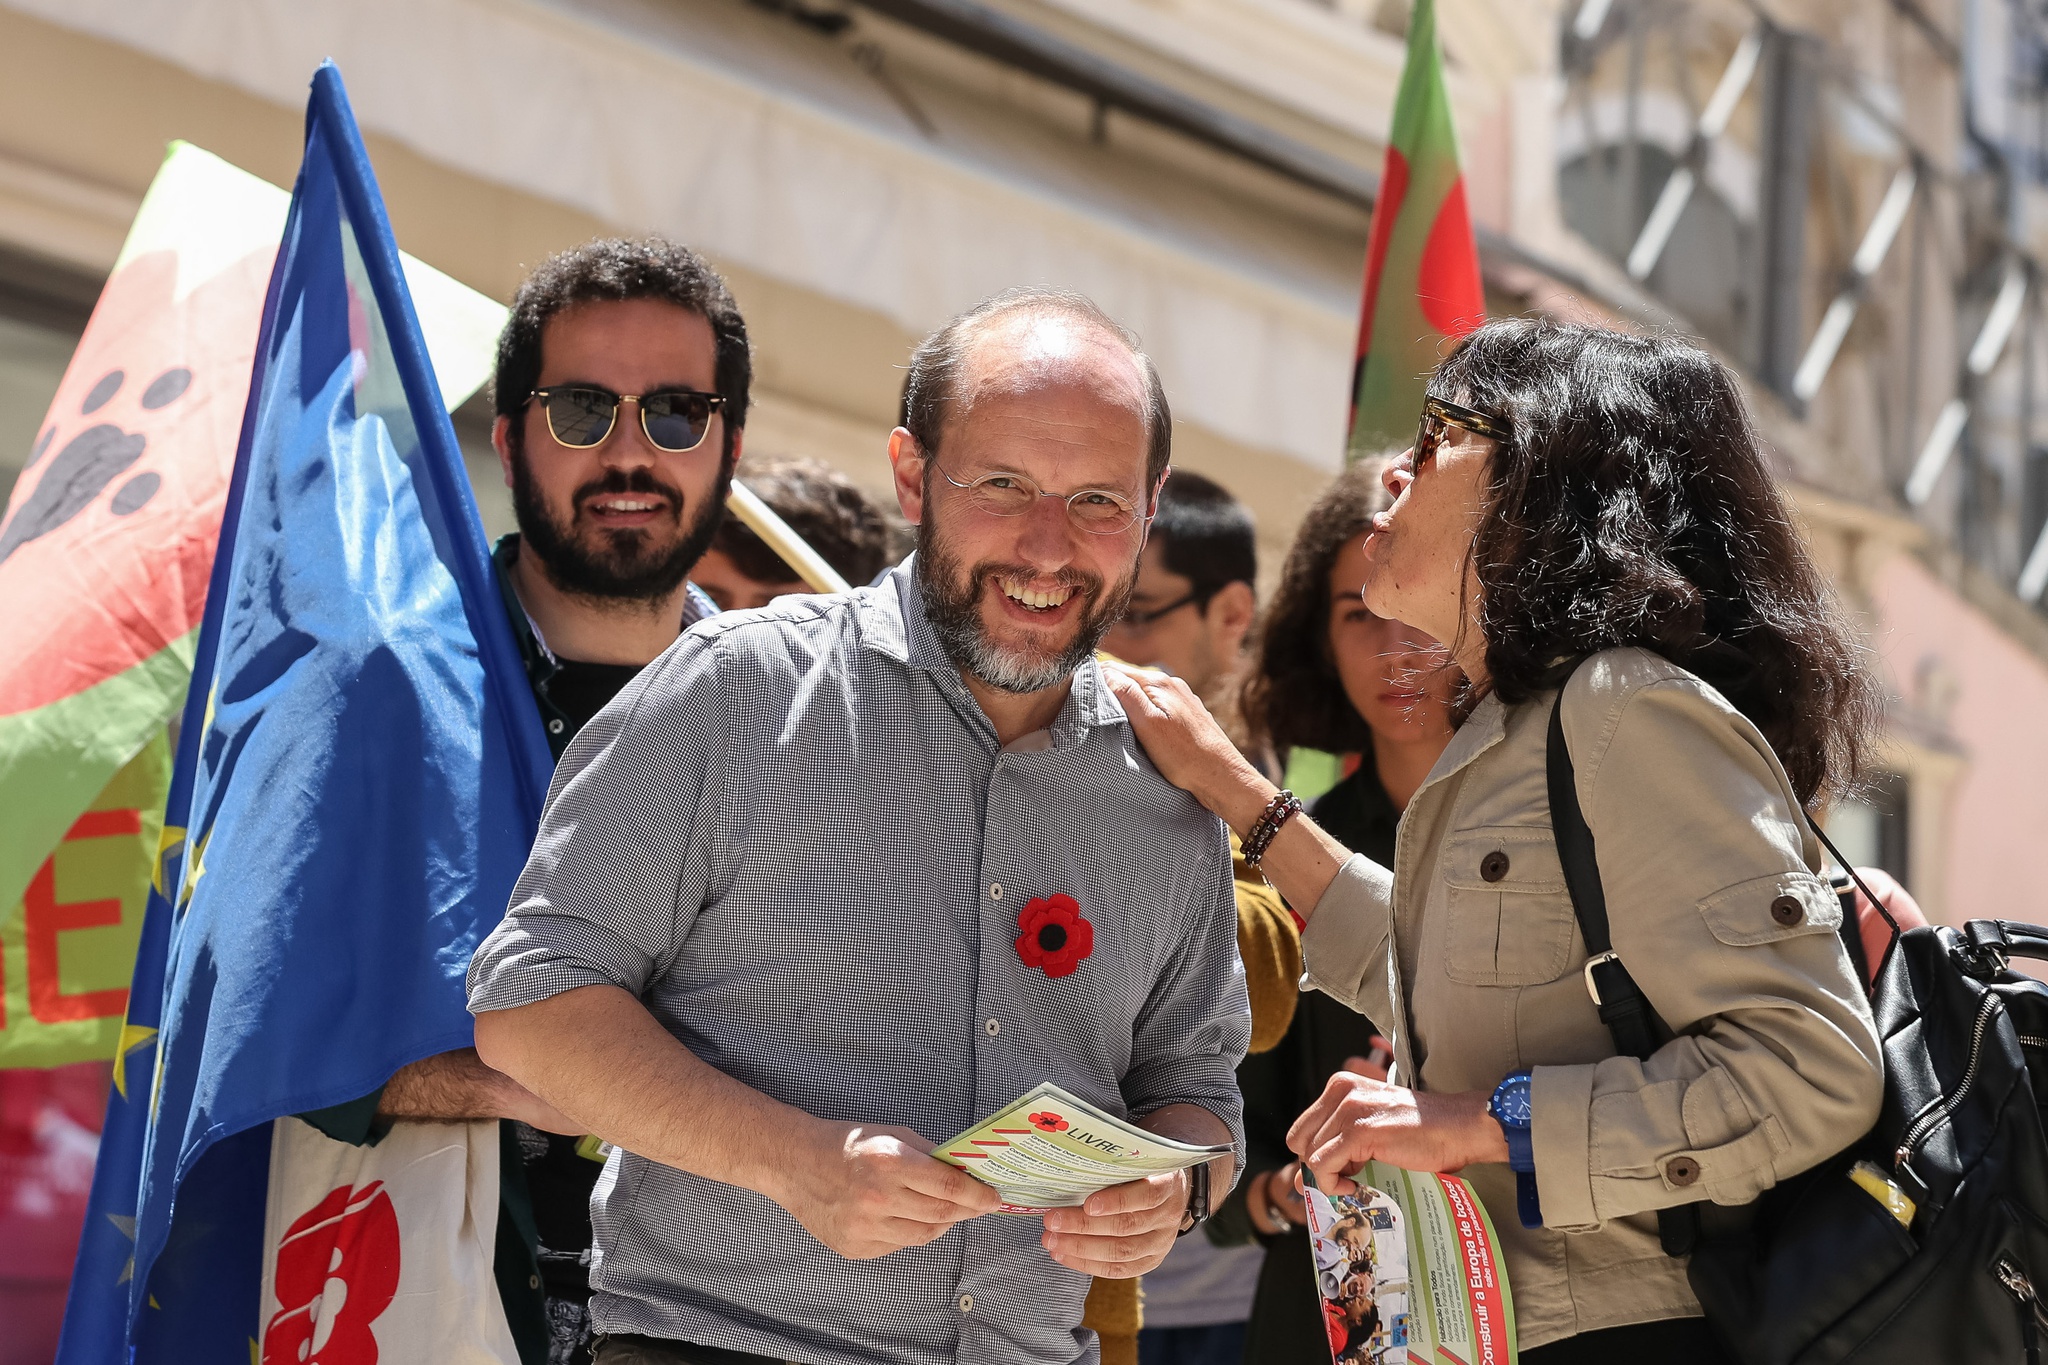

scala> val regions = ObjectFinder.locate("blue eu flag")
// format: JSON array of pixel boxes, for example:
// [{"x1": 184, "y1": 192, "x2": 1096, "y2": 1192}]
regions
[{"x1": 58, "y1": 62, "x2": 553, "y2": 1362}]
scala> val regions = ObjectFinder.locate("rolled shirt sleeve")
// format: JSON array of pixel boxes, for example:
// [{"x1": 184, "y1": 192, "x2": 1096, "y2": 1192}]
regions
[
  {"x1": 467, "y1": 632, "x2": 731, "y2": 1015},
  {"x1": 1529, "y1": 679, "x2": 1883, "y2": 1231},
  {"x1": 1123, "y1": 824, "x2": 1253, "y2": 1174}
]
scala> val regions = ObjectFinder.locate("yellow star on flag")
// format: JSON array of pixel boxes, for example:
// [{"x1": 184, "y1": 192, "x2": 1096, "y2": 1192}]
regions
[
  {"x1": 112, "y1": 1022, "x2": 158, "y2": 1100},
  {"x1": 177, "y1": 827, "x2": 211, "y2": 910},
  {"x1": 107, "y1": 1212, "x2": 137, "y2": 1285},
  {"x1": 151, "y1": 824, "x2": 186, "y2": 899}
]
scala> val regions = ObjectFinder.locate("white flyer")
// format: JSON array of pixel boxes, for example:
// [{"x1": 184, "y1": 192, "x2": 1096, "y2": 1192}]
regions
[{"x1": 933, "y1": 1082, "x2": 1230, "y2": 1213}]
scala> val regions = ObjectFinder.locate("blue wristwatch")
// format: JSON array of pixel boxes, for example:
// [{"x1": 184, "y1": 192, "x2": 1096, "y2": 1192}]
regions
[{"x1": 1489, "y1": 1071, "x2": 1542, "y2": 1229}]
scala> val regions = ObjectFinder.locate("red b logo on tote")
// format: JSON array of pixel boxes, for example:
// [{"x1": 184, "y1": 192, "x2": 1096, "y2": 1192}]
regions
[{"x1": 261, "y1": 1180, "x2": 400, "y2": 1365}]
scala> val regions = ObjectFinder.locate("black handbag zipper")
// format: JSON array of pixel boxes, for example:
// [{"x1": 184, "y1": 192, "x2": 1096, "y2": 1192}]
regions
[
  {"x1": 1997, "y1": 1254, "x2": 2048, "y2": 1364},
  {"x1": 1896, "y1": 992, "x2": 2003, "y2": 1171}
]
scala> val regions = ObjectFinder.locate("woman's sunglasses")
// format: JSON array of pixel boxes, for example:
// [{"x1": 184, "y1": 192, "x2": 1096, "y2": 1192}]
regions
[
  {"x1": 1414, "y1": 395, "x2": 1513, "y2": 467},
  {"x1": 527, "y1": 386, "x2": 727, "y2": 454}
]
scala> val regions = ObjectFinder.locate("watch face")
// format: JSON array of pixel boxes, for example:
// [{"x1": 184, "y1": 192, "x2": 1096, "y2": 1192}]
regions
[{"x1": 1493, "y1": 1077, "x2": 1533, "y2": 1128}]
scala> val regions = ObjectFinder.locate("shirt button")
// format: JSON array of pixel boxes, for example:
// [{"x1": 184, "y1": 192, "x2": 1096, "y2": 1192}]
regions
[
  {"x1": 1770, "y1": 894, "x2": 1805, "y2": 926},
  {"x1": 547, "y1": 718, "x2": 565, "y2": 735},
  {"x1": 958, "y1": 1293, "x2": 975, "y2": 1312},
  {"x1": 985, "y1": 1018, "x2": 1001, "y2": 1036},
  {"x1": 990, "y1": 883, "x2": 1003, "y2": 900},
  {"x1": 1665, "y1": 1156, "x2": 1702, "y2": 1187},
  {"x1": 1480, "y1": 850, "x2": 1510, "y2": 882}
]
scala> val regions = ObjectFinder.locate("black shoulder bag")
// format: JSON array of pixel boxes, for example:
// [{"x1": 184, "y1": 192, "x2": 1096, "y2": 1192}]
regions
[{"x1": 1546, "y1": 673, "x2": 2048, "y2": 1364}]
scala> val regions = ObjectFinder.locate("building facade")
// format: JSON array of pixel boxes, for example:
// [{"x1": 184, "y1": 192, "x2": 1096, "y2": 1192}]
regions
[{"x1": 1, "y1": 0, "x2": 2043, "y2": 921}]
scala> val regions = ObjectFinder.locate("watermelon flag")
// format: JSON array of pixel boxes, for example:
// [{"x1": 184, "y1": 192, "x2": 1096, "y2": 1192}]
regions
[
  {"x1": 57, "y1": 62, "x2": 551, "y2": 1362},
  {"x1": 0, "y1": 143, "x2": 505, "y2": 1071},
  {"x1": 1346, "y1": 0, "x2": 1487, "y2": 459}
]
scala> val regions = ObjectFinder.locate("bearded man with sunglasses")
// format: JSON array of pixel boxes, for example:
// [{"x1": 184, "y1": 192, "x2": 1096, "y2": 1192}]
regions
[
  {"x1": 298, "y1": 238, "x2": 750, "y2": 1365},
  {"x1": 467, "y1": 287, "x2": 1249, "y2": 1365}
]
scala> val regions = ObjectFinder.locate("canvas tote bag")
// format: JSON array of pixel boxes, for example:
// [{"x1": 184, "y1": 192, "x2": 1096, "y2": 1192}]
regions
[{"x1": 257, "y1": 1115, "x2": 519, "y2": 1364}]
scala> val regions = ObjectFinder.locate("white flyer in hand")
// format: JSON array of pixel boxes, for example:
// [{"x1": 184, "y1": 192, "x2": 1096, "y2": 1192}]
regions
[{"x1": 934, "y1": 1082, "x2": 1230, "y2": 1213}]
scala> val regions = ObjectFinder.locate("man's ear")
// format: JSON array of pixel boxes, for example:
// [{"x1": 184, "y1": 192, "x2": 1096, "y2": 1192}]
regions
[
  {"x1": 724, "y1": 424, "x2": 746, "y2": 483},
  {"x1": 1205, "y1": 579, "x2": 1258, "y2": 659},
  {"x1": 888, "y1": 427, "x2": 926, "y2": 525},
  {"x1": 491, "y1": 414, "x2": 517, "y2": 489}
]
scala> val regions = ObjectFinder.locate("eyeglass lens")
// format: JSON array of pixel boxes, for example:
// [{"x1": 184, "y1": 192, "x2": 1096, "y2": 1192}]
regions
[
  {"x1": 964, "y1": 475, "x2": 1139, "y2": 533},
  {"x1": 542, "y1": 388, "x2": 715, "y2": 453},
  {"x1": 1414, "y1": 410, "x2": 1446, "y2": 467},
  {"x1": 639, "y1": 392, "x2": 716, "y2": 452}
]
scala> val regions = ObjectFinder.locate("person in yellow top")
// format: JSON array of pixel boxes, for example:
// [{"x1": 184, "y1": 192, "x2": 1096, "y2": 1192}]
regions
[{"x1": 1096, "y1": 470, "x2": 1299, "y2": 1365}]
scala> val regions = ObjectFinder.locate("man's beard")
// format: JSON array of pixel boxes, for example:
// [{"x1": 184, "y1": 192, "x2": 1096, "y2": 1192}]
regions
[
  {"x1": 510, "y1": 441, "x2": 729, "y2": 603},
  {"x1": 918, "y1": 519, "x2": 1138, "y2": 695}
]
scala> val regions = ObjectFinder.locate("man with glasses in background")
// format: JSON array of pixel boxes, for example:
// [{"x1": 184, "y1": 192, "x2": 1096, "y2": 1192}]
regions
[
  {"x1": 1099, "y1": 470, "x2": 1256, "y2": 719},
  {"x1": 299, "y1": 237, "x2": 749, "y2": 1365},
  {"x1": 468, "y1": 288, "x2": 1250, "y2": 1365},
  {"x1": 1099, "y1": 473, "x2": 1301, "y2": 1365}
]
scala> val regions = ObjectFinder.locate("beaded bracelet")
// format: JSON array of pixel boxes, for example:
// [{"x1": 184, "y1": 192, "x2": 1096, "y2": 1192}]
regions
[{"x1": 1242, "y1": 789, "x2": 1304, "y2": 868}]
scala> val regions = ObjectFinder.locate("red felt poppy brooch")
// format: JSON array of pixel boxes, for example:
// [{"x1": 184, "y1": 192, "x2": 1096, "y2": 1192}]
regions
[{"x1": 1016, "y1": 893, "x2": 1095, "y2": 978}]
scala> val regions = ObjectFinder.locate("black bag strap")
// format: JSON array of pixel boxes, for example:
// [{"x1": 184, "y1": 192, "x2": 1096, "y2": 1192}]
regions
[
  {"x1": 1806, "y1": 819, "x2": 1904, "y2": 988},
  {"x1": 1545, "y1": 693, "x2": 1667, "y2": 1061},
  {"x1": 1832, "y1": 879, "x2": 1872, "y2": 988},
  {"x1": 1546, "y1": 682, "x2": 1701, "y2": 1256}
]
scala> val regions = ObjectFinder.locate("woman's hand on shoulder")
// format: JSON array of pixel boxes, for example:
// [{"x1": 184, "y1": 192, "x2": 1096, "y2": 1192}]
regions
[
  {"x1": 1287, "y1": 1071, "x2": 1508, "y2": 1193},
  {"x1": 1101, "y1": 662, "x2": 1272, "y2": 829}
]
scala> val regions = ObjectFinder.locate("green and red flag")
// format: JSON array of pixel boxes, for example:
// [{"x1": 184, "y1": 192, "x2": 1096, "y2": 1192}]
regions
[
  {"x1": 1346, "y1": 0, "x2": 1487, "y2": 459},
  {"x1": 0, "y1": 142, "x2": 504, "y2": 1068}
]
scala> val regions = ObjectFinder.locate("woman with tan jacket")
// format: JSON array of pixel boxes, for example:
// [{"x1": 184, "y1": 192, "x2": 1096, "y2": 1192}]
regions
[{"x1": 1102, "y1": 319, "x2": 1885, "y2": 1364}]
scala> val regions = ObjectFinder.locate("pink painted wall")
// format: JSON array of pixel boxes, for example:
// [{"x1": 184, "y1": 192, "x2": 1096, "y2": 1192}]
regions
[{"x1": 1869, "y1": 553, "x2": 2048, "y2": 923}]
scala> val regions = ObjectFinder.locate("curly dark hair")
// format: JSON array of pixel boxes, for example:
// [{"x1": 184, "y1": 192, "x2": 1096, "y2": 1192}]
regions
[
  {"x1": 712, "y1": 457, "x2": 898, "y2": 587},
  {"x1": 1433, "y1": 317, "x2": 1879, "y2": 804},
  {"x1": 492, "y1": 237, "x2": 751, "y2": 460},
  {"x1": 1240, "y1": 462, "x2": 1390, "y2": 757}
]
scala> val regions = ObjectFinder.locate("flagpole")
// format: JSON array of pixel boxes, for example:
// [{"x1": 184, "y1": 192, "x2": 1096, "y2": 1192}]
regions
[{"x1": 727, "y1": 480, "x2": 855, "y2": 594}]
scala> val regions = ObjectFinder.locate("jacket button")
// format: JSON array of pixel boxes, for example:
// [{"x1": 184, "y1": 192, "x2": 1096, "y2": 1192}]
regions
[
  {"x1": 1665, "y1": 1156, "x2": 1702, "y2": 1187},
  {"x1": 1770, "y1": 894, "x2": 1805, "y2": 927},
  {"x1": 1481, "y1": 851, "x2": 1510, "y2": 883},
  {"x1": 547, "y1": 718, "x2": 565, "y2": 735}
]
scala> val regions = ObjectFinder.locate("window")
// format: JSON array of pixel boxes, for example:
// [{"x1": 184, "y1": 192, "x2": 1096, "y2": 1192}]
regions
[
  {"x1": 1826, "y1": 770, "x2": 1911, "y2": 889},
  {"x1": 0, "y1": 250, "x2": 97, "y2": 512},
  {"x1": 1557, "y1": 141, "x2": 1750, "y2": 359}
]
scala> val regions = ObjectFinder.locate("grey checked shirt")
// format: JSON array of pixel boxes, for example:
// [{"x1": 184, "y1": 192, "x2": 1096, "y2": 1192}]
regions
[{"x1": 467, "y1": 559, "x2": 1250, "y2": 1365}]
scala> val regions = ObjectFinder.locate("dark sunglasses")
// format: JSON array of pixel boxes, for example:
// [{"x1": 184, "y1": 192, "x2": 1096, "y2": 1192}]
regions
[
  {"x1": 1414, "y1": 395, "x2": 1513, "y2": 467},
  {"x1": 527, "y1": 386, "x2": 727, "y2": 453}
]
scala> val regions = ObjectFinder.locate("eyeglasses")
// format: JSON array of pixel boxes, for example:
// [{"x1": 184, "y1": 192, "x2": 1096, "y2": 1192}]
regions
[
  {"x1": 526, "y1": 386, "x2": 727, "y2": 454},
  {"x1": 1120, "y1": 590, "x2": 1206, "y2": 631},
  {"x1": 933, "y1": 464, "x2": 1154, "y2": 535},
  {"x1": 1414, "y1": 395, "x2": 1513, "y2": 468}
]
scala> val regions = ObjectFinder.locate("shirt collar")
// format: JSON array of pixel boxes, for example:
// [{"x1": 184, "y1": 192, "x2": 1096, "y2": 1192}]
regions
[
  {"x1": 1412, "y1": 689, "x2": 1509, "y2": 801},
  {"x1": 493, "y1": 533, "x2": 718, "y2": 666},
  {"x1": 861, "y1": 556, "x2": 1122, "y2": 742}
]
